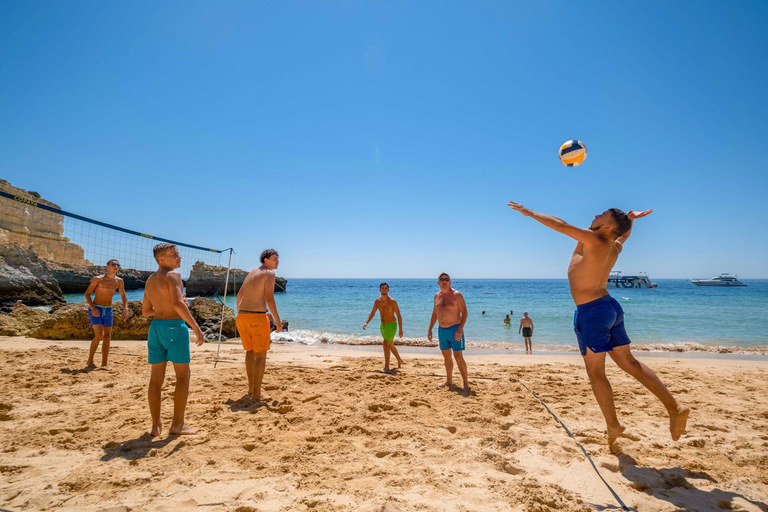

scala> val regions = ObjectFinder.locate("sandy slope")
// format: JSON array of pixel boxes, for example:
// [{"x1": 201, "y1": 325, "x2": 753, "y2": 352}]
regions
[{"x1": 0, "y1": 337, "x2": 766, "y2": 511}]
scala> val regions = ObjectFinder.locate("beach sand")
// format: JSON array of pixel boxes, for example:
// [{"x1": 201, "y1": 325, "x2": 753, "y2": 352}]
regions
[{"x1": 0, "y1": 337, "x2": 767, "y2": 511}]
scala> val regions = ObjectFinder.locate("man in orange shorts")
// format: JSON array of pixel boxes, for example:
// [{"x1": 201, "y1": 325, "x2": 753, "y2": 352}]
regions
[{"x1": 236, "y1": 249, "x2": 282, "y2": 403}]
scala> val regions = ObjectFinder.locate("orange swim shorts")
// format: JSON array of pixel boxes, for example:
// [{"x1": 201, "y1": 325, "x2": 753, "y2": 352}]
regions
[{"x1": 236, "y1": 313, "x2": 271, "y2": 353}]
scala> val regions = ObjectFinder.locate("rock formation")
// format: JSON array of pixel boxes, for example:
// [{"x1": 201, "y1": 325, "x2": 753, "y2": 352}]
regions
[
  {"x1": 0, "y1": 307, "x2": 52, "y2": 336},
  {"x1": 0, "y1": 180, "x2": 89, "y2": 265},
  {"x1": 188, "y1": 297, "x2": 237, "y2": 340},
  {"x1": 185, "y1": 261, "x2": 287, "y2": 295},
  {"x1": 0, "y1": 244, "x2": 64, "y2": 311},
  {"x1": 50, "y1": 263, "x2": 153, "y2": 293},
  {"x1": 31, "y1": 301, "x2": 151, "y2": 340}
]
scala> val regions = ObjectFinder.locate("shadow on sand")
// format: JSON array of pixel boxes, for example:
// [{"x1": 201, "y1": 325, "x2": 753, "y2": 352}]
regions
[
  {"x1": 100, "y1": 433, "x2": 181, "y2": 461},
  {"x1": 60, "y1": 367, "x2": 96, "y2": 376},
  {"x1": 225, "y1": 395, "x2": 274, "y2": 413},
  {"x1": 615, "y1": 453, "x2": 768, "y2": 511}
]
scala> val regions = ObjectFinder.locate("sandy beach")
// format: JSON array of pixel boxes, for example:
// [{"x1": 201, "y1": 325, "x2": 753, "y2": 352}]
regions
[{"x1": 0, "y1": 337, "x2": 767, "y2": 512}]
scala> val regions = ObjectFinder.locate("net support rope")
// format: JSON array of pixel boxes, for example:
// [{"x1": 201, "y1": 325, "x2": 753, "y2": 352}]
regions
[
  {"x1": 518, "y1": 379, "x2": 630, "y2": 511},
  {"x1": 214, "y1": 248, "x2": 234, "y2": 368}
]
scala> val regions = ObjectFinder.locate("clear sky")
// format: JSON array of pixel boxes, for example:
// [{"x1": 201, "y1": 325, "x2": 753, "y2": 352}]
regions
[{"x1": 2, "y1": 1, "x2": 767, "y2": 278}]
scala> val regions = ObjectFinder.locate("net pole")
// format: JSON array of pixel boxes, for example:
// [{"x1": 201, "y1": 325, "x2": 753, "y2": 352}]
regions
[{"x1": 214, "y1": 248, "x2": 234, "y2": 368}]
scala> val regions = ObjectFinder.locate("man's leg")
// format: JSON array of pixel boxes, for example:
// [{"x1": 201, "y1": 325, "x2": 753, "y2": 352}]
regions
[
  {"x1": 608, "y1": 345, "x2": 689, "y2": 440},
  {"x1": 169, "y1": 362, "x2": 197, "y2": 435},
  {"x1": 245, "y1": 350, "x2": 256, "y2": 397},
  {"x1": 147, "y1": 362, "x2": 166, "y2": 437},
  {"x1": 439, "y1": 349, "x2": 453, "y2": 388},
  {"x1": 252, "y1": 351, "x2": 270, "y2": 402},
  {"x1": 388, "y1": 341, "x2": 404, "y2": 368},
  {"x1": 382, "y1": 339, "x2": 391, "y2": 371},
  {"x1": 453, "y1": 351, "x2": 470, "y2": 391},
  {"x1": 583, "y1": 348, "x2": 625, "y2": 443},
  {"x1": 101, "y1": 326, "x2": 112, "y2": 368},
  {"x1": 87, "y1": 325, "x2": 103, "y2": 368}
]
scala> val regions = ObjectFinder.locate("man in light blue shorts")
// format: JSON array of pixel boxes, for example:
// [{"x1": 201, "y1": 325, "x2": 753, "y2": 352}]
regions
[
  {"x1": 428, "y1": 273, "x2": 470, "y2": 393},
  {"x1": 142, "y1": 243, "x2": 205, "y2": 437}
]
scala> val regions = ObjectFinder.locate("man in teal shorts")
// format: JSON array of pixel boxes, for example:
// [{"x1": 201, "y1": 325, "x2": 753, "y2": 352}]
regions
[
  {"x1": 428, "y1": 273, "x2": 470, "y2": 393},
  {"x1": 363, "y1": 282, "x2": 404, "y2": 372},
  {"x1": 142, "y1": 243, "x2": 205, "y2": 437}
]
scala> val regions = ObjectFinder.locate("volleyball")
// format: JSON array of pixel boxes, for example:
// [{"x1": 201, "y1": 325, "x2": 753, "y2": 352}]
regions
[{"x1": 558, "y1": 140, "x2": 587, "y2": 167}]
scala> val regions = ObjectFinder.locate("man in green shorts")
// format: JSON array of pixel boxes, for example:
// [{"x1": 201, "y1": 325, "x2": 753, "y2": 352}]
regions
[
  {"x1": 363, "y1": 282, "x2": 404, "y2": 372},
  {"x1": 142, "y1": 243, "x2": 205, "y2": 437}
]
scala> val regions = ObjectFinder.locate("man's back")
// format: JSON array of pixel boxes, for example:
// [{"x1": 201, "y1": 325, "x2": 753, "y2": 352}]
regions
[
  {"x1": 237, "y1": 267, "x2": 273, "y2": 311},
  {"x1": 520, "y1": 316, "x2": 533, "y2": 327},
  {"x1": 145, "y1": 270, "x2": 180, "y2": 319}
]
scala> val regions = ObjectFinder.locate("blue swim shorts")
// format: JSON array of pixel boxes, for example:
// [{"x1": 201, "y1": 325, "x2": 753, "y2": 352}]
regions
[
  {"x1": 147, "y1": 319, "x2": 191, "y2": 364},
  {"x1": 88, "y1": 305, "x2": 113, "y2": 327},
  {"x1": 438, "y1": 324, "x2": 465, "y2": 351},
  {"x1": 574, "y1": 296, "x2": 631, "y2": 356}
]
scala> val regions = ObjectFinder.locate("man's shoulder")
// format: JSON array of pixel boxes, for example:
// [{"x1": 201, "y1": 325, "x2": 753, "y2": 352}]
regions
[{"x1": 452, "y1": 289, "x2": 463, "y2": 297}]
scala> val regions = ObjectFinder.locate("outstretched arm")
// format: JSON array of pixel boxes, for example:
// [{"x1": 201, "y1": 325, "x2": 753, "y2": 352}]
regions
[
  {"x1": 615, "y1": 209, "x2": 653, "y2": 252},
  {"x1": 507, "y1": 201, "x2": 598, "y2": 245}
]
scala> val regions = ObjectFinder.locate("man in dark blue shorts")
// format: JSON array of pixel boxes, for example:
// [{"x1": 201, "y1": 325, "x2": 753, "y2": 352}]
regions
[
  {"x1": 428, "y1": 273, "x2": 470, "y2": 393},
  {"x1": 508, "y1": 202, "x2": 689, "y2": 444}
]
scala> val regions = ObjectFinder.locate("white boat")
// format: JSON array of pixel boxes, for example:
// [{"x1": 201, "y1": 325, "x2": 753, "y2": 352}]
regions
[
  {"x1": 690, "y1": 273, "x2": 746, "y2": 287},
  {"x1": 607, "y1": 271, "x2": 657, "y2": 289}
]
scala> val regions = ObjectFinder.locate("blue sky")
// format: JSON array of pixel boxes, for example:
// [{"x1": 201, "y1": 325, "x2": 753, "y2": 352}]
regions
[{"x1": 2, "y1": 1, "x2": 767, "y2": 278}]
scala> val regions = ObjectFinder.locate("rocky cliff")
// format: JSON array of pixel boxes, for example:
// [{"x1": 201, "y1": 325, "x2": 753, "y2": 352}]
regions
[
  {"x1": 0, "y1": 180, "x2": 89, "y2": 265},
  {"x1": 50, "y1": 263, "x2": 153, "y2": 293},
  {"x1": 0, "y1": 244, "x2": 65, "y2": 311},
  {"x1": 188, "y1": 297, "x2": 237, "y2": 340},
  {"x1": 0, "y1": 307, "x2": 52, "y2": 336},
  {"x1": 185, "y1": 261, "x2": 287, "y2": 295},
  {"x1": 31, "y1": 301, "x2": 151, "y2": 340}
]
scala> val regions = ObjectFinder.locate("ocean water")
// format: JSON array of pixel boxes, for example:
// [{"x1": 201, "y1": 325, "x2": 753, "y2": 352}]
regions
[{"x1": 66, "y1": 279, "x2": 768, "y2": 352}]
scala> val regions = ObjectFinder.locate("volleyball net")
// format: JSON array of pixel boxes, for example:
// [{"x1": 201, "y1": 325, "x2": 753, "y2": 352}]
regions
[{"x1": 0, "y1": 188, "x2": 227, "y2": 279}]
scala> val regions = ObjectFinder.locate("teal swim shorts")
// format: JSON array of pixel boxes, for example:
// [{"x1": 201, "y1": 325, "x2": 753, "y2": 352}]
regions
[{"x1": 147, "y1": 318, "x2": 190, "y2": 364}]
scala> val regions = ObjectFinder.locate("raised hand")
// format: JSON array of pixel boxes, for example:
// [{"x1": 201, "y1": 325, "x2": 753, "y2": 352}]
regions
[
  {"x1": 507, "y1": 201, "x2": 533, "y2": 216},
  {"x1": 628, "y1": 209, "x2": 653, "y2": 220}
]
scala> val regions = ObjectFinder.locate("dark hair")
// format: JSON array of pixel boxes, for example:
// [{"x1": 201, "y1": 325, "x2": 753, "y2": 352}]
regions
[
  {"x1": 379, "y1": 282, "x2": 389, "y2": 289},
  {"x1": 608, "y1": 208, "x2": 632, "y2": 237},
  {"x1": 153, "y1": 243, "x2": 177, "y2": 262},
  {"x1": 438, "y1": 272, "x2": 450, "y2": 279},
  {"x1": 106, "y1": 259, "x2": 119, "y2": 266},
  {"x1": 260, "y1": 248, "x2": 279, "y2": 264}
]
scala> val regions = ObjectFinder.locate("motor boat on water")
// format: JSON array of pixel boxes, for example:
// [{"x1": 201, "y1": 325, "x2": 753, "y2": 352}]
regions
[
  {"x1": 607, "y1": 271, "x2": 658, "y2": 289},
  {"x1": 690, "y1": 273, "x2": 746, "y2": 287}
]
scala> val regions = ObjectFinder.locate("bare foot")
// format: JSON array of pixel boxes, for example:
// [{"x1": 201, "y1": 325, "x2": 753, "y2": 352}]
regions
[
  {"x1": 397, "y1": 359, "x2": 404, "y2": 368},
  {"x1": 148, "y1": 424, "x2": 162, "y2": 437},
  {"x1": 383, "y1": 366, "x2": 391, "y2": 373},
  {"x1": 254, "y1": 394, "x2": 272, "y2": 403},
  {"x1": 169, "y1": 424, "x2": 198, "y2": 435},
  {"x1": 670, "y1": 406, "x2": 690, "y2": 441},
  {"x1": 100, "y1": 365, "x2": 112, "y2": 371},
  {"x1": 438, "y1": 382, "x2": 452, "y2": 389},
  {"x1": 607, "y1": 424, "x2": 626, "y2": 444},
  {"x1": 86, "y1": 362, "x2": 96, "y2": 369}
]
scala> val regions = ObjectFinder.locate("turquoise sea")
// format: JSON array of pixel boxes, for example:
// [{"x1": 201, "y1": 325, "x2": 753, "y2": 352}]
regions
[{"x1": 66, "y1": 278, "x2": 768, "y2": 353}]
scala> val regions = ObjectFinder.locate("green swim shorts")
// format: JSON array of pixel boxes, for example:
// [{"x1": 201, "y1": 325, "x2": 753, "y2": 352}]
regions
[{"x1": 380, "y1": 321, "x2": 398, "y2": 342}]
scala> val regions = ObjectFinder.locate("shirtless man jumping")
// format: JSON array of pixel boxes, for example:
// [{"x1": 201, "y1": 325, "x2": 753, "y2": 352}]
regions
[
  {"x1": 428, "y1": 273, "x2": 470, "y2": 393},
  {"x1": 363, "y1": 282, "x2": 404, "y2": 372},
  {"x1": 236, "y1": 249, "x2": 282, "y2": 403},
  {"x1": 142, "y1": 243, "x2": 205, "y2": 437},
  {"x1": 85, "y1": 259, "x2": 129, "y2": 370},
  {"x1": 508, "y1": 202, "x2": 689, "y2": 443}
]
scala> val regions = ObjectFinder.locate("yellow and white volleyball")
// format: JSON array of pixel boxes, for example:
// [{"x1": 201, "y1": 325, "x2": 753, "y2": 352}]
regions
[{"x1": 558, "y1": 140, "x2": 587, "y2": 167}]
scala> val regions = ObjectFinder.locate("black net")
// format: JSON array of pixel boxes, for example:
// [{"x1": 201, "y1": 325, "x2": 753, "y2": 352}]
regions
[{"x1": 0, "y1": 188, "x2": 224, "y2": 279}]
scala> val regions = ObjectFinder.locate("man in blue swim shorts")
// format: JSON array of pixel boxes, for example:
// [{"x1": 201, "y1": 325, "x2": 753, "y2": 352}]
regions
[
  {"x1": 428, "y1": 273, "x2": 470, "y2": 393},
  {"x1": 508, "y1": 202, "x2": 689, "y2": 444},
  {"x1": 84, "y1": 259, "x2": 130, "y2": 370},
  {"x1": 142, "y1": 243, "x2": 206, "y2": 437}
]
